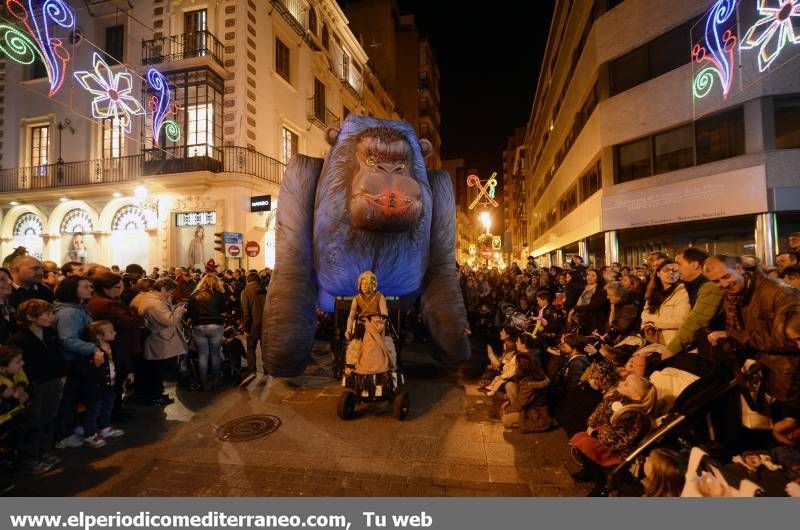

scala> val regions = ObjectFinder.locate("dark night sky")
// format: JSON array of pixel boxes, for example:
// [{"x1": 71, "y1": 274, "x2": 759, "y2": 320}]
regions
[{"x1": 344, "y1": 1, "x2": 555, "y2": 177}]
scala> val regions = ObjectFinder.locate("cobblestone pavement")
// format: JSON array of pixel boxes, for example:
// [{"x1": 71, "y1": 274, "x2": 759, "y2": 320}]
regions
[{"x1": 14, "y1": 340, "x2": 590, "y2": 497}]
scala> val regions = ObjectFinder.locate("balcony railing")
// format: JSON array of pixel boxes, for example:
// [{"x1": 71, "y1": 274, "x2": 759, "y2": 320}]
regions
[
  {"x1": 271, "y1": 0, "x2": 310, "y2": 37},
  {"x1": 0, "y1": 146, "x2": 285, "y2": 193},
  {"x1": 307, "y1": 98, "x2": 340, "y2": 130},
  {"x1": 142, "y1": 30, "x2": 224, "y2": 68}
]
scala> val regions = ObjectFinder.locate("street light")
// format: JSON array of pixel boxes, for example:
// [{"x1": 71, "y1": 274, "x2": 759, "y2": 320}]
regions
[
  {"x1": 479, "y1": 211, "x2": 491, "y2": 234},
  {"x1": 134, "y1": 184, "x2": 148, "y2": 202}
]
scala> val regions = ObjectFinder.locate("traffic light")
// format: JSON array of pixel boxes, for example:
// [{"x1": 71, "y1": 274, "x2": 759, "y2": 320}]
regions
[{"x1": 214, "y1": 232, "x2": 225, "y2": 254}]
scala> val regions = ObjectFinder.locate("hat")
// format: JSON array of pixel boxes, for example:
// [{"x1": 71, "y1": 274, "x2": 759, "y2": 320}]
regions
[{"x1": 125, "y1": 264, "x2": 145, "y2": 275}]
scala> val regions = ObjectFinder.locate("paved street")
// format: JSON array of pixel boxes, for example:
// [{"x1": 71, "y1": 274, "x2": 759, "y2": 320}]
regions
[{"x1": 14, "y1": 341, "x2": 588, "y2": 497}]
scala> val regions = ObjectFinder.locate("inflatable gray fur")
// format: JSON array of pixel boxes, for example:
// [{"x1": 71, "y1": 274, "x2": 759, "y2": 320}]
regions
[{"x1": 262, "y1": 114, "x2": 470, "y2": 376}]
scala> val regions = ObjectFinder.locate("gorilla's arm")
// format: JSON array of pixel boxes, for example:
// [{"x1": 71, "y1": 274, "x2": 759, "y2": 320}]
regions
[
  {"x1": 420, "y1": 169, "x2": 471, "y2": 365},
  {"x1": 262, "y1": 155, "x2": 324, "y2": 377}
]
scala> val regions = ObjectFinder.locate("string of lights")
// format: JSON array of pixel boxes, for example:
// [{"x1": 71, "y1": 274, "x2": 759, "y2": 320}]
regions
[{"x1": 0, "y1": 1, "x2": 192, "y2": 161}]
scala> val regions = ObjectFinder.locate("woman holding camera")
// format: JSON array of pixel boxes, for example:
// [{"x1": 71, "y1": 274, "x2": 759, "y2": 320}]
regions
[{"x1": 135, "y1": 278, "x2": 187, "y2": 405}]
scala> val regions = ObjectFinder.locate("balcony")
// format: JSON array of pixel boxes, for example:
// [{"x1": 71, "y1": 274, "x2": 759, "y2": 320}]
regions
[
  {"x1": 307, "y1": 98, "x2": 340, "y2": 130},
  {"x1": 142, "y1": 30, "x2": 224, "y2": 68},
  {"x1": 0, "y1": 146, "x2": 285, "y2": 193},
  {"x1": 271, "y1": 0, "x2": 310, "y2": 38}
]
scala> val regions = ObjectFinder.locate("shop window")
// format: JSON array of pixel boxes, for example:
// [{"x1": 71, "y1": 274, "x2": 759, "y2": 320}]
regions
[
  {"x1": 112, "y1": 205, "x2": 147, "y2": 231},
  {"x1": 774, "y1": 96, "x2": 800, "y2": 149},
  {"x1": 654, "y1": 124, "x2": 693, "y2": 174},
  {"x1": 282, "y1": 127, "x2": 298, "y2": 165},
  {"x1": 616, "y1": 137, "x2": 652, "y2": 183},
  {"x1": 695, "y1": 107, "x2": 744, "y2": 165},
  {"x1": 276, "y1": 38, "x2": 290, "y2": 82}
]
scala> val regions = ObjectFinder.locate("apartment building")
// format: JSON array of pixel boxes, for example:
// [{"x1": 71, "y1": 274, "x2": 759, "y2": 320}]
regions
[
  {"x1": 502, "y1": 127, "x2": 527, "y2": 263},
  {"x1": 0, "y1": 0, "x2": 396, "y2": 270},
  {"x1": 344, "y1": 0, "x2": 443, "y2": 168},
  {"x1": 521, "y1": 0, "x2": 800, "y2": 268}
]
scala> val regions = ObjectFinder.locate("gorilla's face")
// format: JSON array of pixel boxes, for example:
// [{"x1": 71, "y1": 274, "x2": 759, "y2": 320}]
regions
[{"x1": 349, "y1": 135, "x2": 423, "y2": 232}]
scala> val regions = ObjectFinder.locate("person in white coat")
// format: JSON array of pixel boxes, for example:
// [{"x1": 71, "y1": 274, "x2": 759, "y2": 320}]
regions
[
  {"x1": 135, "y1": 278, "x2": 187, "y2": 405},
  {"x1": 641, "y1": 260, "x2": 690, "y2": 346}
]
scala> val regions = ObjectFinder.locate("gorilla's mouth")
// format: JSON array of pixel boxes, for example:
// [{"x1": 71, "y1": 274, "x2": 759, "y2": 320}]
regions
[{"x1": 351, "y1": 191, "x2": 422, "y2": 232}]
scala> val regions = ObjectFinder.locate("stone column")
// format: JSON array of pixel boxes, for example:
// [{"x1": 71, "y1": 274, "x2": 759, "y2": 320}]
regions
[
  {"x1": 555, "y1": 249, "x2": 564, "y2": 267},
  {"x1": 604, "y1": 230, "x2": 619, "y2": 266},
  {"x1": 577, "y1": 238, "x2": 589, "y2": 264},
  {"x1": 755, "y1": 212, "x2": 778, "y2": 267}
]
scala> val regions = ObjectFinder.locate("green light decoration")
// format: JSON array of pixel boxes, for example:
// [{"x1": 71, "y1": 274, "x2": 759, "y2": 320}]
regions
[{"x1": 0, "y1": 24, "x2": 44, "y2": 66}]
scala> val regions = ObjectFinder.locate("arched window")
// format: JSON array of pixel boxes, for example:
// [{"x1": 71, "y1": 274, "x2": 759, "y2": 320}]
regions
[
  {"x1": 13, "y1": 213, "x2": 43, "y2": 236},
  {"x1": 111, "y1": 205, "x2": 147, "y2": 231},
  {"x1": 321, "y1": 23, "x2": 329, "y2": 49},
  {"x1": 308, "y1": 7, "x2": 317, "y2": 36},
  {"x1": 60, "y1": 209, "x2": 94, "y2": 234}
]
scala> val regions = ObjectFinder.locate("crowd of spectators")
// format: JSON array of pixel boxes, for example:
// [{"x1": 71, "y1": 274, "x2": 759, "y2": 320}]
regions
[
  {"x1": 460, "y1": 234, "x2": 800, "y2": 497},
  {"x1": 0, "y1": 252, "x2": 269, "y2": 494}
]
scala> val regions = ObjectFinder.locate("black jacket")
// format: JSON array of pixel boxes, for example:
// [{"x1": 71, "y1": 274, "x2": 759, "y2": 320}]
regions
[
  {"x1": 605, "y1": 296, "x2": 641, "y2": 340},
  {"x1": 10, "y1": 283, "x2": 54, "y2": 308},
  {"x1": 187, "y1": 290, "x2": 227, "y2": 326},
  {"x1": 7, "y1": 327, "x2": 67, "y2": 384},
  {"x1": 572, "y1": 285, "x2": 609, "y2": 334}
]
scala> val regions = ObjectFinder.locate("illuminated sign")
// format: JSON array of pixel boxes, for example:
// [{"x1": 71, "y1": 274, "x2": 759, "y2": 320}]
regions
[
  {"x1": 692, "y1": 0, "x2": 738, "y2": 99},
  {"x1": 250, "y1": 195, "x2": 272, "y2": 212},
  {"x1": 467, "y1": 172, "x2": 499, "y2": 209},
  {"x1": 73, "y1": 52, "x2": 145, "y2": 133},
  {"x1": 0, "y1": 0, "x2": 76, "y2": 96}
]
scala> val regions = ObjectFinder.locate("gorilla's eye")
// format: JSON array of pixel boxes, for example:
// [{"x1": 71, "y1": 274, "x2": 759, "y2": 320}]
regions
[
  {"x1": 397, "y1": 162, "x2": 406, "y2": 170},
  {"x1": 366, "y1": 157, "x2": 376, "y2": 167}
]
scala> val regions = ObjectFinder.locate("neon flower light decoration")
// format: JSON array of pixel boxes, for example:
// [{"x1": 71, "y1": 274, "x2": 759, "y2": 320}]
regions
[
  {"x1": 740, "y1": 0, "x2": 800, "y2": 72},
  {"x1": 73, "y1": 52, "x2": 145, "y2": 134},
  {"x1": 146, "y1": 68, "x2": 181, "y2": 145},
  {"x1": 0, "y1": 0, "x2": 75, "y2": 96},
  {"x1": 467, "y1": 172, "x2": 499, "y2": 210},
  {"x1": 692, "y1": 0, "x2": 739, "y2": 99}
]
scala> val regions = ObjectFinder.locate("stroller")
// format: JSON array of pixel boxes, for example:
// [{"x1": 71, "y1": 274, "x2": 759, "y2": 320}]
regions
[
  {"x1": 333, "y1": 297, "x2": 409, "y2": 421},
  {"x1": 601, "y1": 361, "x2": 741, "y2": 496}
]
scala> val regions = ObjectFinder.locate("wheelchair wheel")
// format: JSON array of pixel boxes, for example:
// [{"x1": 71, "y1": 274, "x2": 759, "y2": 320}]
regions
[
  {"x1": 337, "y1": 391, "x2": 358, "y2": 420},
  {"x1": 392, "y1": 391, "x2": 410, "y2": 420}
]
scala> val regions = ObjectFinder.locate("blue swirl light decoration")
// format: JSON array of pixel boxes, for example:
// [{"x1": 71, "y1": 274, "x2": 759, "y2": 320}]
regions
[
  {"x1": 692, "y1": 0, "x2": 739, "y2": 99},
  {"x1": 0, "y1": 0, "x2": 75, "y2": 96},
  {"x1": 146, "y1": 68, "x2": 181, "y2": 145}
]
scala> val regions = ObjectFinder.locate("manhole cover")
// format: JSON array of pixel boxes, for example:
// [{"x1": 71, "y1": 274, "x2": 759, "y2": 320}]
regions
[{"x1": 216, "y1": 415, "x2": 281, "y2": 442}]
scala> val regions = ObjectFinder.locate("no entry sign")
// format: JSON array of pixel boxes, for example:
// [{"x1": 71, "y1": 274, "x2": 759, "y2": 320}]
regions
[{"x1": 245, "y1": 241, "x2": 260, "y2": 257}]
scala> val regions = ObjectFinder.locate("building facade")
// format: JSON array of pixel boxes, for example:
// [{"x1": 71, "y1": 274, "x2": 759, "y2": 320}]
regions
[
  {"x1": 521, "y1": 0, "x2": 800, "y2": 269},
  {"x1": 502, "y1": 127, "x2": 527, "y2": 263},
  {"x1": 0, "y1": 0, "x2": 396, "y2": 270},
  {"x1": 344, "y1": 0, "x2": 443, "y2": 168}
]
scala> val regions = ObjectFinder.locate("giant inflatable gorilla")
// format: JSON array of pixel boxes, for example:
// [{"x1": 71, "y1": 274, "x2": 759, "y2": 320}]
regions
[{"x1": 262, "y1": 114, "x2": 470, "y2": 377}]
